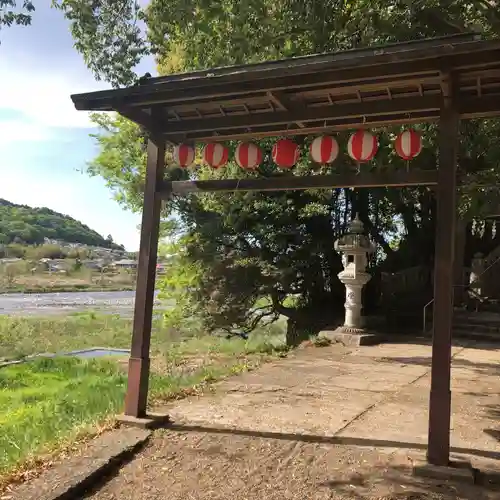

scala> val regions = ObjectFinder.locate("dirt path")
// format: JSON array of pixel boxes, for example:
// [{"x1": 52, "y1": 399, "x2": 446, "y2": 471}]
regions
[{"x1": 87, "y1": 341, "x2": 500, "y2": 499}]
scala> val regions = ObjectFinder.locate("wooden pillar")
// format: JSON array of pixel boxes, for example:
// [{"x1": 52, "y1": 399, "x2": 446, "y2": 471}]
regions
[
  {"x1": 427, "y1": 72, "x2": 459, "y2": 466},
  {"x1": 124, "y1": 133, "x2": 166, "y2": 417}
]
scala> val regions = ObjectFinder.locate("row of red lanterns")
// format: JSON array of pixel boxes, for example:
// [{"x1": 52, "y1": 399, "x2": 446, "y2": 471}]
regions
[{"x1": 173, "y1": 129, "x2": 423, "y2": 169}]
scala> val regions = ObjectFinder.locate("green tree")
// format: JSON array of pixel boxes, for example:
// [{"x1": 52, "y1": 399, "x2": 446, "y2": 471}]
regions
[
  {"x1": 52, "y1": 0, "x2": 149, "y2": 87},
  {"x1": 5, "y1": 243, "x2": 25, "y2": 258},
  {"x1": 0, "y1": 198, "x2": 122, "y2": 248},
  {"x1": 0, "y1": 1, "x2": 34, "y2": 32}
]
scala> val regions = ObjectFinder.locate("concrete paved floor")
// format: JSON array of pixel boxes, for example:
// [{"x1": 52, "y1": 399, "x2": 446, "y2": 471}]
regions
[{"x1": 90, "y1": 340, "x2": 500, "y2": 499}]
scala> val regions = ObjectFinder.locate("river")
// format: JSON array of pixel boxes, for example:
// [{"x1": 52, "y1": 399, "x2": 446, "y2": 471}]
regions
[{"x1": 0, "y1": 290, "x2": 166, "y2": 317}]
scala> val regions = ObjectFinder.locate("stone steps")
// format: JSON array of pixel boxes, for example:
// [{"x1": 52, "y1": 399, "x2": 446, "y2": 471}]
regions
[
  {"x1": 423, "y1": 310, "x2": 500, "y2": 342},
  {"x1": 452, "y1": 311, "x2": 500, "y2": 341}
]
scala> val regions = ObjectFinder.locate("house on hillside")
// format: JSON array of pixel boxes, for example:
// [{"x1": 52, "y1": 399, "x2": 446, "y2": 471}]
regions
[
  {"x1": 0, "y1": 258, "x2": 23, "y2": 265},
  {"x1": 82, "y1": 259, "x2": 106, "y2": 270},
  {"x1": 38, "y1": 258, "x2": 68, "y2": 273}
]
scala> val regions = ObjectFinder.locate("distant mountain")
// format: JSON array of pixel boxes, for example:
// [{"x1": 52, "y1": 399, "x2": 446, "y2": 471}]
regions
[{"x1": 0, "y1": 199, "x2": 123, "y2": 249}]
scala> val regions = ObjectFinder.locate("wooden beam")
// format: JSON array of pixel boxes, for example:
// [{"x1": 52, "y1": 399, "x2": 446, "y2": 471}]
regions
[
  {"x1": 124, "y1": 130, "x2": 166, "y2": 418},
  {"x1": 268, "y1": 91, "x2": 305, "y2": 128},
  {"x1": 77, "y1": 60, "x2": 438, "y2": 111},
  {"x1": 129, "y1": 63, "x2": 439, "y2": 108},
  {"x1": 158, "y1": 170, "x2": 438, "y2": 197},
  {"x1": 170, "y1": 112, "x2": 439, "y2": 143},
  {"x1": 116, "y1": 106, "x2": 168, "y2": 134},
  {"x1": 161, "y1": 95, "x2": 442, "y2": 136},
  {"x1": 460, "y1": 94, "x2": 500, "y2": 118},
  {"x1": 427, "y1": 71, "x2": 459, "y2": 466}
]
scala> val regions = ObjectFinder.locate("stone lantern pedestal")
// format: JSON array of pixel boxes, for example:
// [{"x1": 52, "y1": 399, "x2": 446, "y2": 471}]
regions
[{"x1": 321, "y1": 215, "x2": 384, "y2": 346}]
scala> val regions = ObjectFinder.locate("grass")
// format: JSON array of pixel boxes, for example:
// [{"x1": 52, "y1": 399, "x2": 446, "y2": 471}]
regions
[
  {"x1": 0, "y1": 314, "x2": 287, "y2": 484},
  {"x1": 0, "y1": 357, "x2": 127, "y2": 476},
  {"x1": 0, "y1": 313, "x2": 132, "y2": 362},
  {"x1": 0, "y1": 313, "x2": 285, "y2": 362}
]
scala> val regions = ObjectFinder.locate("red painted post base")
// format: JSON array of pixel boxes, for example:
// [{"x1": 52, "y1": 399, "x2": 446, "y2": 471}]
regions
[{"x1": 124, "y1": 356, "x2": 150, "y2": 418}]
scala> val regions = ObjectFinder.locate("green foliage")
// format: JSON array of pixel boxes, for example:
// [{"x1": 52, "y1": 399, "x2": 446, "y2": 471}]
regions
[
  {"x1": 52, "y1": 0, "x2": 149, "y2": 87},
  {"x1": 3, "y1": 243, "x2": 25, "y2": 258},
  {"x1": 157, "y1": 237, "x2": 204, "y2": 337},
  {"x1": 0, "y1": 198, "x2": 123, "y2": 248},
  {"x1": 87, "y1": 112, "x2": 147, "y2": 211},
  {"x1": 0, "y1": 1, "x2": 34, "y2": 30},
  {"x1": 147, "y1": 0, "x2": 500, "y2": 73},
  {"x1": 28, "y1": 244, "x2": 67, "y2": 259}
]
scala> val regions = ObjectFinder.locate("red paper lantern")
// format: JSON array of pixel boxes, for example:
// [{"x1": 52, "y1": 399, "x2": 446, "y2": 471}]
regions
[
  {"x1": 272, "y1": 139, "x2": 300, "y2": 168},
  {"x1": 173, "y1": 144, "x2": 195, "y2": 167},
  {"x1": 202, "y1": 143, "x2": 229, "y2": 168},
  {"x1": 309, "y1": 136, "x2": 339, "y2": 164},
  {"x1": 394, "y1": 129, "x2": 422, "y2": 160},
  {"x1": 347, "y1": 130, "x2": 378, "y2": 162},
  {"x1": 235, "y1": 142, "x2": 263, "y2": 169}
]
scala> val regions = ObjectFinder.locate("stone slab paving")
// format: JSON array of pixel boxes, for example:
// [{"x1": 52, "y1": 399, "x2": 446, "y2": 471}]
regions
[{"x1": 76, "y1": 341, "x2": 500, "y2": 498}]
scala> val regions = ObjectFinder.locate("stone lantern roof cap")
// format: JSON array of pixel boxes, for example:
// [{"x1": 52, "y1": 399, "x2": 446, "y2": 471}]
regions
[
  {"x1": 334, "y1": 214, "x2": 375, "y2": 253},
  {"x1": 348, "y1": 214, "x2": 364, "y2": 234}
]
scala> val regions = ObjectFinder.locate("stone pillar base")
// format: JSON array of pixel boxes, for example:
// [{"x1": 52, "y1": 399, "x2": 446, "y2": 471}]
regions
[
  {"x1": 413, "y1": 458, "x2": 475, "y2": 484},
  {"x1": 320, "y1": 326, "x2": 385, "y2": 347},
  {"x1": 117, "y1": 412, "x2": 170, "y2": 430}
]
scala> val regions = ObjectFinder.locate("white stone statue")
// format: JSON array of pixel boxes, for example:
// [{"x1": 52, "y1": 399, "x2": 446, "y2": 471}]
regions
[{"x1": 469, "y1": 252, "x2": 485, "y2": 297}]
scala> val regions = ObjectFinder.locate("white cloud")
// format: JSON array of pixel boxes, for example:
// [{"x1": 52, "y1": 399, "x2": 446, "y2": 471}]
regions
[
  {"x1": 0, "y1": 63, "x2": 105, "y2": 130},
  {"x1": 0, "y1": 120, "x2": 53, "y2": 144}
]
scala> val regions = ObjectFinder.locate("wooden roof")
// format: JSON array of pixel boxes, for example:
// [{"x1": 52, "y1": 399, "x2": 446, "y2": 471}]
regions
[{"x1": 71, "y1": 33, "x2": 500, "y2": 144}]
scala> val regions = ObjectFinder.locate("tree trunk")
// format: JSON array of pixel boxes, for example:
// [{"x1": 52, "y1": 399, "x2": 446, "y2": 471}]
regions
[{"x1": 285, "y1": 314, "x2": 317, "y2": 347}]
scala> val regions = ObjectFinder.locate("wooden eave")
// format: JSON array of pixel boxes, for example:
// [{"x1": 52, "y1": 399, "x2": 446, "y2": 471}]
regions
[{"x1": 71, "y1": 34, "x2": 500, "y2": 143}]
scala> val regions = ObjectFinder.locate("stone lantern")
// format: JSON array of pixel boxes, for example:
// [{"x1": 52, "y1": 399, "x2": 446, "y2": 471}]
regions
[{"x1": 334, "y1": 214, "x2": 376, "y2": 333}]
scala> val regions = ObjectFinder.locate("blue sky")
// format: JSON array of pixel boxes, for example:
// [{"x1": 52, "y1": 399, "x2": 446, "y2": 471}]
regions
[{"x1": 0, "y1": 2, "x2": 155, "y2": 251}]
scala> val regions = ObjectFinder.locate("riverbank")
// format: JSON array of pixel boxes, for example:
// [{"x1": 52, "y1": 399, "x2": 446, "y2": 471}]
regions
[
  {"x1": 0, "y1": 290, "x2": 141, "y2": 317},
  {"x1": 0, "y1": 314, "x2": 287, "y2": 487},
  {"x1": 0, "y1": 268, "x2": 135, "y2": 294},
  {"x1": 0, "y1": 283, "x2": 135, "y2": 294}
]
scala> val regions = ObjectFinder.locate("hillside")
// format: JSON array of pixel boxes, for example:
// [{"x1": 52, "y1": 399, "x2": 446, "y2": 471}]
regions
[{"x1": 0, "y1": 199, "x2": 122, "y2": 249}]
